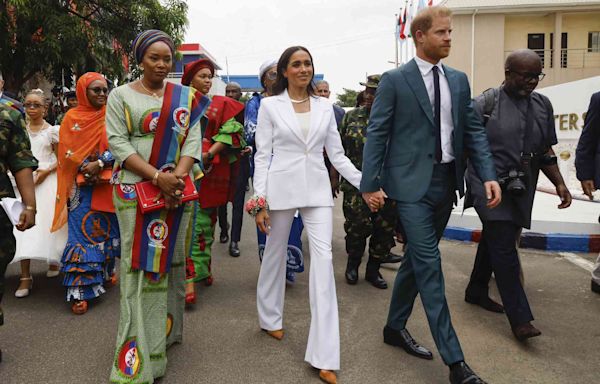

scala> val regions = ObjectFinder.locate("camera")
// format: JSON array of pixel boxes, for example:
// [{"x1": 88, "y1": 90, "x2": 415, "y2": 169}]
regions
[{"x1": 498, "y1": 169, "x2": 527, "y2": 197}]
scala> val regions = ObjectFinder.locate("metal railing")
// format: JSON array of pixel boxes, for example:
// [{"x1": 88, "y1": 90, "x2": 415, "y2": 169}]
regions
[{"x1": 504, "y1": 49, "x2": 600, "y2": 69}]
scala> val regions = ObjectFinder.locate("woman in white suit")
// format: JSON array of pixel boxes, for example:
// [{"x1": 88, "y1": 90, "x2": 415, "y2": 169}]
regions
[{"x1": 250, "y1": 46, "x2": 361, "y2": 384}]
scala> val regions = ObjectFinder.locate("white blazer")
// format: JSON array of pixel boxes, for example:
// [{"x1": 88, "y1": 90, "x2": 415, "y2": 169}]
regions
[{"x1": 253, "y1": 90, "x2": 361, "y2": 210}]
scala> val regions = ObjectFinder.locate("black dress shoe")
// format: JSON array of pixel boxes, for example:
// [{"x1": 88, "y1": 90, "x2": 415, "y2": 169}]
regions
[
  {"x1": 592, "y1": 280, "x2": 600, "y2": 294},
  {"x1": 464, "y1": 294, "x2": 504, "y2": 313},
  {"x1": 380, "y1": 252, "x2": 404, "y2": 264},
  {"x1": 449, "y1": 361, "x2": 487, "y2": 384},
  {"x1": 383, "y1": 326, "x2": 433, "y2": 360},
  {"x1": 229, "y1": 242, "x2": 240, "y2": 257},
  {"x1": 366, "y1": 272, "x2": 388, "y2": 289},
  {"x1": 512, "y1": 322, "x2": 541, "y2": 342},
  {"x1": 219, "y1": 232, "x2": 229, "y2": 244},
  {"x1": 345, "y1": 266, "x2": 358, "y2": 285}
]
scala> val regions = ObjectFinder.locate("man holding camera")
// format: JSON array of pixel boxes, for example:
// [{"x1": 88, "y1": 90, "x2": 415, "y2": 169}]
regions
[{"x1": 464, "y1": 49, "x2": 571, "y2": 341}]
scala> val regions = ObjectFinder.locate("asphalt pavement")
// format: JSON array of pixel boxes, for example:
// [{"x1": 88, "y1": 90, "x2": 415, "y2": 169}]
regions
[{"x1": 1, "y1": 200, "x2": 598, "y2": 383}]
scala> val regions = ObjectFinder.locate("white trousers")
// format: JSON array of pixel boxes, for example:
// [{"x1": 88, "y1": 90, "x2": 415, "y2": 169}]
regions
[
  {"x1": 257, "y1": 207, "x2": 340, "y2": 370},
  {"x1": 593, "y1": 254, "x2": 600, "y2": 284}
]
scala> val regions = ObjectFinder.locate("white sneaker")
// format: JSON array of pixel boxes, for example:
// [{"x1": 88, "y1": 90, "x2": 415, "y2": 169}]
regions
[{"x1": 15, "y1": 277, "x2": 33, "y2": 298}]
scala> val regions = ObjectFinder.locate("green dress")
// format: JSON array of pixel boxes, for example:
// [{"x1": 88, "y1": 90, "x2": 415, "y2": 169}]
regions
[{"x1": 105, "y1": 85, "x2": 202, "y2": 383}]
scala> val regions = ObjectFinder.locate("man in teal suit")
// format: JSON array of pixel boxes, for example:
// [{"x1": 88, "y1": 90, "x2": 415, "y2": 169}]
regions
[{"x1": 361, "y1": 6, "x2": 501, "y2": 384}]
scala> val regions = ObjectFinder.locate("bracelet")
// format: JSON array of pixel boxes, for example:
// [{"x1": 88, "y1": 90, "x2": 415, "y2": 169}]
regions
[
  {"x1": 24, "y1": 205, "x2": 36, "y2": 213},
  {"x1": 245, "y1": 194, "x2": 269, "y2": 217},
  {"x1": 152, "y1": 171, "x2": 160, "y2": 186}
]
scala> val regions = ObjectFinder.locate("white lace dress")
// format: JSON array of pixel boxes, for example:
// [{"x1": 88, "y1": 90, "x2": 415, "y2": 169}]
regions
[{"x1": 12, "y1": 122, "x2": 68, "y2": 265}]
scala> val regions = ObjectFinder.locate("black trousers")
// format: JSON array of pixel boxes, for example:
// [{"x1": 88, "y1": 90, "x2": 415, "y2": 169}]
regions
[
  {"x1": 466, "y1": 220, "x2": 534, "y2": 328},
  {"x1": 231, "y1": 156, "x2": 250, "y2": 243}
]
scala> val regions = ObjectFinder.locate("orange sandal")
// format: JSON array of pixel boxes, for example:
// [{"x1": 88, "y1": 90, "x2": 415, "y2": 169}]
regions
[{"x1": 72, "y1": 300, "x2": 88, "y2": 315}]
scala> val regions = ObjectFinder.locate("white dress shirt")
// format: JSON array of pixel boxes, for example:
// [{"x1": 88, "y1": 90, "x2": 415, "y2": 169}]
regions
[{"x1": 414, "y1": 56, "x2": 455, "y2": 163}]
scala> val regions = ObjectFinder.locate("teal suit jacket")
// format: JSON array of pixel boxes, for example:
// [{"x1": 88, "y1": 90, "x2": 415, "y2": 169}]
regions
[{"x1": 360, "y1": 59, "x2": 496, "y2": 202}]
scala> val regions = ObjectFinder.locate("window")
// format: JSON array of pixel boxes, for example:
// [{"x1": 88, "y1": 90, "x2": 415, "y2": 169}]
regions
[{"x1": 589, "y1": 32, "x2": 600, "y2": 53}]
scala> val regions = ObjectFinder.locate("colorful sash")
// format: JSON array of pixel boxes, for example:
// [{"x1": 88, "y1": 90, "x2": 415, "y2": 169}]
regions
[
  {"x1": 0, "y1": 95, "x2": 25, "y2": 116},
  {"x1": 131, "y1": 82, "x2": 209, "y2": 273}
]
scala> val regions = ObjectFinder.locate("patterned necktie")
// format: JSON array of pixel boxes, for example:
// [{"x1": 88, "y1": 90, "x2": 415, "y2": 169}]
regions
[{"x1": 432, "y1": 66, "x2": 442, "y2": 163}]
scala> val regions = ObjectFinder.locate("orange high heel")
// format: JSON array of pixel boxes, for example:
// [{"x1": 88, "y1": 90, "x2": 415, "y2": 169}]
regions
[
  {"x1": 319, "y1": 370, "x2": 337, "y2": 384},
  {"x1": 262, "y1": 329, "x2": 284, "y2": 340}
]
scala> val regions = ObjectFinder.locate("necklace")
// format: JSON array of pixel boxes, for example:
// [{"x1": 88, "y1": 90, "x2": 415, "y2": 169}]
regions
[
  {"x1": 140, "y1": 80, "x2": 164, "y2": 99},
  {"x1": 290, "y1": 97, "x2": 309, "y2": 104},
  {"x1": 26, "y1": 121, "x2": 47, "y2": 135}
]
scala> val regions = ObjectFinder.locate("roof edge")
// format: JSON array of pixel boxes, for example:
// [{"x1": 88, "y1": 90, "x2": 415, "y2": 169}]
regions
[{"x1": 450, "y1": 3, "x2": 600, "y2": 14}]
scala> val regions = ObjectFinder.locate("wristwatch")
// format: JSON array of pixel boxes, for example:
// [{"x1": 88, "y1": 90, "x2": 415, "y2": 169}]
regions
[{"x1": 97, "y1": 159, "x2": 104, "y2": 168}]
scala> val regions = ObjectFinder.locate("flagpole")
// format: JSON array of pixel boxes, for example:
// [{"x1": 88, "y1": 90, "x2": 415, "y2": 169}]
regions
[{"x1": 395, "y1": 13, "x2": 399, "y2": 68}]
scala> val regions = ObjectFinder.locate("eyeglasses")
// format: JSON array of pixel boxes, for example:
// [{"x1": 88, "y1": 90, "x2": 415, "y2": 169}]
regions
[
  {"x1": 510, "y1": 70, "x2": 545, "y2": 82},
  {"x1": 88, "y1": 87, "x2": 109, "y2": 95},
  {"x1": 265, "y1": 71, "x2": 277, "y2": 81},
  {"x1": 24, "y1": 103, "x2": 44, "y2": 109}
]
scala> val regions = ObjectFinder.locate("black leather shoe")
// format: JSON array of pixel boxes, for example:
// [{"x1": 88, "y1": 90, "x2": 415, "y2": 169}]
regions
[
  {"x1": 366, "y1": 272, "x2": 388, "y2": 289},
  {"x1": 512, "y1": 322, "x2": 541, "y2": 342},
  {"x1": 345, "y1": 258, "x2": 360, "y2": 285},
  {"x1": 449, "y1": 361, "x2": 487, "y2": 384},
  {"x1": 229, "y1": 242, "x2": 240, "y2": 257},
  {"x1": 592, "y1": 280, "x2": 600, "y2": 294},
  {"x1": 464, "y1": 294, "x2": 504, "y2": 313},
  {"x1": 219, "y1": 232, "x2": 229, "y2": 244},
  {"x1": 380, "y1": 252, "x2": 404, "y2": 264},
  {"x1": 383, "y1": 326, "x2": 433, "y2": 360}
]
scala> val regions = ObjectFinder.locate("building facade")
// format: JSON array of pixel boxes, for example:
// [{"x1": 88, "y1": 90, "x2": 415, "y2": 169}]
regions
[{"x1": 444, "y1": 0, "x2": 600, "y2": 95}]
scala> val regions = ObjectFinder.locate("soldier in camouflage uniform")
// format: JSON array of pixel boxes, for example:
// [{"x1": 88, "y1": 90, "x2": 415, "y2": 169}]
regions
[
  {"x1": 337, "y1": 75, "x2": 402, "y2": 289},
  {"x1": 0, "y1": 103, "x2": 38, "y2": 362}
]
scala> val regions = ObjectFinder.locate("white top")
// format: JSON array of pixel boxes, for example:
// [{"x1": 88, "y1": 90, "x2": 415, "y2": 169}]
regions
[
  {"x1": 414, "y1": 55, "x2": 455, "y2": 163},
  {"x1": 253, "y1": 91, "x2": 361, "y2": 210},
  {"x1": 296, "y1": 111, "x2": 311, "y2": 140},
  {"x1": 27, "y1": 122, "x2": 59, "y2": 168}
]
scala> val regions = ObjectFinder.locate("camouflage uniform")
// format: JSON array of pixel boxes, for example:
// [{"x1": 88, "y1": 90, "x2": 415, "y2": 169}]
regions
[
  {"x1": 0, "y1": 104, "x2": 38, "y2": 325},
  {"x1": 340, "y1": 104, "x2": 397, "y2": 266}
]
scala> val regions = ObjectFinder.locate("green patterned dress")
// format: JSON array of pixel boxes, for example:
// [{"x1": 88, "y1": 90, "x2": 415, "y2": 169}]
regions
[{"x1": 105, "y1": 85, "x2": 202, "y2": 383}]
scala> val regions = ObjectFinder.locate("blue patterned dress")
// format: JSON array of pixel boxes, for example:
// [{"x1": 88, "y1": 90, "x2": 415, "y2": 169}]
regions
[{"x1": 60, "y1": 150, "x2": 120, "y2": 301}]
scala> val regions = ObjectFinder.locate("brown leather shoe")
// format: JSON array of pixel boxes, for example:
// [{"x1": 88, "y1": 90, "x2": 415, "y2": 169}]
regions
[
  {"x1": 512, "y1": 322, "x2": 541, "y2": 341},
  {"x1": 262, "y1": 329, "x2": 284, "y2": 340},
  {"x1": 319, "y1": 370, "x2": 337, "y2": 384}
]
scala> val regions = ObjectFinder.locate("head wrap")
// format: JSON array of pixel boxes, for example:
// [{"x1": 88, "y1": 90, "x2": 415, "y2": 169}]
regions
[
  {"x1": 181, "y1": 59, "x2": 215, "y2": 86},
  {"x1": 132, "y1": 29, "x2": 175, "y2": 64},
  {"x1": 52, "y1": 72, "x2": 112, "y2": 231},
  {"x1": 259, "y1": 59, "x2": 278, "y2": 83}
]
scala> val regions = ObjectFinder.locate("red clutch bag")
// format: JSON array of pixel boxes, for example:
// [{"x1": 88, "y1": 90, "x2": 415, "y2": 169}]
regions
[{"x1": 134, "y1": 175, "x2": 199, "y2": 214}]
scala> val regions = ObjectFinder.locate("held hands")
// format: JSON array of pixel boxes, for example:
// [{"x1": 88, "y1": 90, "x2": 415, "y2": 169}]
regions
[
  {"x1": 156, "y1": 172, "x2": 185, "y2": 210},
  {"x1": 581, "y1": 180, "x2": 595, "y2": 200},
  {"x1": 362, "y1": 189, "x2": 387, "y2": 212},
  {"x1": 33, "y1": 169, "x2": 51, "y2": 186},
  {"x1": 80, "y1": 161, "x2": 101, "y2": 185},
  {"x1": 484, "y1": 181, "x2": 502, "y2": 208},
  {"x1": 556, "y1": 184, "x2": 572, "y2": 209},
  {"x1": 255, "y1": 209, "x2": 271, "y2": 235}
]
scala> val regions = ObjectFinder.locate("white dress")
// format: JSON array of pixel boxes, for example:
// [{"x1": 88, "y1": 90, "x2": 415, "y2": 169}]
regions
[{"x1": 12, "y1": 123, "x2": 68, "y2": 265}]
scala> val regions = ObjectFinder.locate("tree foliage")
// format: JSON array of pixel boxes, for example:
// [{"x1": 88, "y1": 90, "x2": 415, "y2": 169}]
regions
[
  {"x1": 0, "y1": 0, "x2": 188, "y2": 93},
  {"x1": 335, "y1": 88, "x2": 360, "y2": 108}
]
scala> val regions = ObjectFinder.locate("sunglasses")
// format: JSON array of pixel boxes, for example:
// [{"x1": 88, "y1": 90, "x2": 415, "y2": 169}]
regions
[
  {"x1": 24, "y1": 103, "x2": 44, "y2": 109},
  {"x1": 265, "y1": 71, "x2": 277, "y2": 81},
  {"x1": 88, "y1": 87, "x2": 109, "y2": 95},
  {"x1": 509, "y1": 70, "x2": 545, "y2": 82}
]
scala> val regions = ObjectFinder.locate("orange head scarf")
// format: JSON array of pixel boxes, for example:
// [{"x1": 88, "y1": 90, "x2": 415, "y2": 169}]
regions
[{"x1": 51, "y1": 72, "x2": 110, "y2": 231}]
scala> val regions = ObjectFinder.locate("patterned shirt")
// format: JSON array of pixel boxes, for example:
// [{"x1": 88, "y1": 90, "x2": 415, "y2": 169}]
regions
[
  {"x1": 0, "y1": 104, "x2": 38, "y2": 199},
  {"x1": 243, "y1": 92, "x2": 262, "y2": 148},
  {"x1": 339, "y1": 106, "x2": 369, "y2": 193}
]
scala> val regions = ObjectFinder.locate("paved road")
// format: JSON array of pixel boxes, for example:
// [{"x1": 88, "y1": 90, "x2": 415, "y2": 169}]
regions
[{"x1": 1, "y1": 200, "x2": 598, "y2": 383}]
